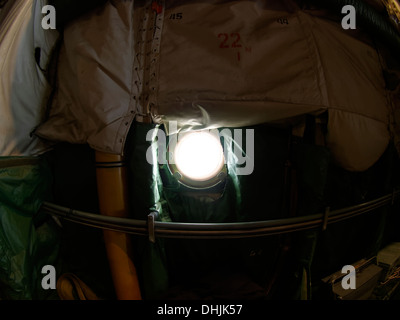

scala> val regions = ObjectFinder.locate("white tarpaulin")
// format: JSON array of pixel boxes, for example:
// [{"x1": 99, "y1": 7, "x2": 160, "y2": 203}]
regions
[
  {"x1": 5, "y1": 0, "x2": 391, "y2": 171},
  {"x1": 0, "y1": 0, "x2": 58, "y2": 156}
]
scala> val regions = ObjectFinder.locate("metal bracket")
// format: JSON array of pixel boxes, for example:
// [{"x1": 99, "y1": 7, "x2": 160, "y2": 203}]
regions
[
  {"x1": 322, "y1": 207, "x2": 330, "y2": 231},
  {"x1": 147, "y1": 211, "x2": 159, "y2": 243}
]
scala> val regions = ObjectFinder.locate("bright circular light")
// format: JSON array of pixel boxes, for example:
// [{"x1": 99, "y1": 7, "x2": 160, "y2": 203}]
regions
[{"x1": 173, "y1": 131, "x2": 225, "y2": 182}]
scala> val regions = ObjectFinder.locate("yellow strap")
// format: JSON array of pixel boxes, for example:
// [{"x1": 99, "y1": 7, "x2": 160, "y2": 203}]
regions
[{"x1": 56, "y1": 273, "x2": 100, "y2": 300}]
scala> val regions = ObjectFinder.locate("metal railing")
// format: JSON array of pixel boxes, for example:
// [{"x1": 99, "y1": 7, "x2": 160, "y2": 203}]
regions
[{"x1": 41, "y1": 189, "x2": 400, "y2": 242}]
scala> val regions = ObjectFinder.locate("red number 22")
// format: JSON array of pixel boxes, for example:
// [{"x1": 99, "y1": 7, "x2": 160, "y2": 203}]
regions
[{"x1": 218, "y1": 33, "x2": 242, "y2": 48}]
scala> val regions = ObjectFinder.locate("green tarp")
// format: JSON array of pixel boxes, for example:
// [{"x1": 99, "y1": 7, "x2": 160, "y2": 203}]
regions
[{"x1": 0, "y1": 156, "x2": 59, "y2": 299}]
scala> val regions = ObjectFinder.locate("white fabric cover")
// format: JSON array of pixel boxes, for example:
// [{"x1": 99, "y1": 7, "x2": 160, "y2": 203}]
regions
[
  {"x1": 0, "y1": 0, "x2": 58, "y2": 156},
  {"x1": 36, "y1": 0, "x2": 137, "y2": 154},
  {"x1": 34, "y1": 0, "x2": 391, "y2": 171}
]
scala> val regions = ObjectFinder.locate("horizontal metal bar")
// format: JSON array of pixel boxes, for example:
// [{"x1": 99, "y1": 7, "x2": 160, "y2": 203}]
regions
[{"x1": 41, "y1": 190, "x2": 400, "y2": 240}]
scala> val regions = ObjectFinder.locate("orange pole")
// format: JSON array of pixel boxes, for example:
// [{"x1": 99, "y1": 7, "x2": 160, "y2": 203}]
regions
[{"x1": 95, "y1": 151, "x2": 142, "y2": 300}]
